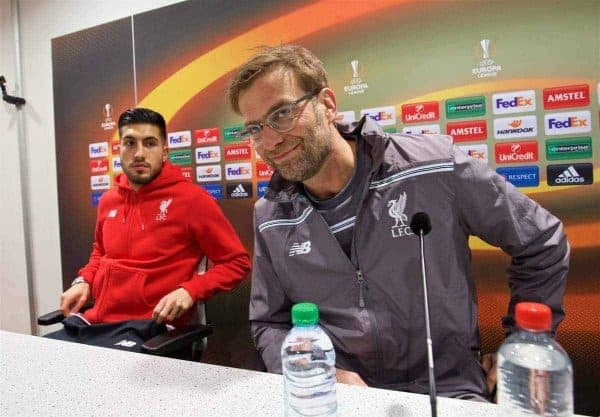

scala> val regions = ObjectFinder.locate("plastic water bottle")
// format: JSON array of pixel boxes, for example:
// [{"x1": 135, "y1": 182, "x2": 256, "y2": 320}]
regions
[
  {"x1": 281, "y1": 302, "x2": 338, "y2": 417},
  {"x1": 497, "y1": 302, "x2": 573, "y2": 416}
]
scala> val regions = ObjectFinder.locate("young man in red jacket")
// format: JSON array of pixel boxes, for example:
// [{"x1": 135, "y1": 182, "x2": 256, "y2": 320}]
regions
[{"x1": 47, "y1": 108, "x2": 251, "y2": 351}]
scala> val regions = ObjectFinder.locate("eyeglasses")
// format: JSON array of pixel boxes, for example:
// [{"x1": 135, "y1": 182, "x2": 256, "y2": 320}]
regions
[{"x1": 237, "y1": 89, "x2": 321, "y2": 147}]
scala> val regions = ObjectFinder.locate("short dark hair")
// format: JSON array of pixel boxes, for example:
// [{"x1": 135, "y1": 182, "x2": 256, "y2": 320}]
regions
[
  {"x1": 118, "y1": 107, "x2": 167, "y2": 143},
  {"x1": 228, "y1": 45, "x2": 329, "y2": 114}
]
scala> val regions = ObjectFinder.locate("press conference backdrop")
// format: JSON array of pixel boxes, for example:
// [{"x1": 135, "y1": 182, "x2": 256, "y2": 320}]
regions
[{"x1": 52, "y1": 1, "x2": 599, "y2": 414}]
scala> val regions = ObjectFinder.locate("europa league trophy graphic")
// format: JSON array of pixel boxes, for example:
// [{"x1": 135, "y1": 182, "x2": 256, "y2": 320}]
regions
[{"x1": 480, "y1": 39, "x2": 490, "y2": 60}]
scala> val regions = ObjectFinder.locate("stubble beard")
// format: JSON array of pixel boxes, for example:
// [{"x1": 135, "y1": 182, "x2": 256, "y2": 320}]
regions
[
  {"x1": 265, "y1": 112, "x2": 331, "y2": 183},
  {"x1": 124, "y1": 162, "x2": 162, "y2": 186}
]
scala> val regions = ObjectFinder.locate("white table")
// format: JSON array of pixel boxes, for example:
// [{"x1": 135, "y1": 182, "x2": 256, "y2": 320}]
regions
[{"x1": 0, "y1": 331, "x2": 587, "y2": 416}]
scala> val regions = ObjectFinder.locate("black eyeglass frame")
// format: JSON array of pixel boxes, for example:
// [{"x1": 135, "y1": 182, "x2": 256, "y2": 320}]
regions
[{"x1": 237, "y1": 89, "x2": 322, "y2": 146}]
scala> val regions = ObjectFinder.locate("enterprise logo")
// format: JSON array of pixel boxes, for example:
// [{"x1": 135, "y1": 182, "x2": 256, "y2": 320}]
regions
[
  {"x1": 167, "y1": 130, "x2": 192, "y2": 149},
  {"x1": 496, "y1": 166, "x2": 539, "y2": 188},
  {"x1": 225, "y1": 162, "x2": 252, "y2": 180},
  {"x1": 544, "y1": 111, "x2": 591, "y2": 136},
  {"x1": 360, "y1": 106, "x2": 396, "y2": 126},
  {"x1": 546, "y1": 137, "x2": 592, "y2": 160},
  {"x1": 492, "y1": 90, "x2": 536, "y2": 115},
  {"x1": 445, "y1": 96, "x2": 486, "y2": 119},
  {"x1": 89, "y1": 141, "x2": 109, "y2": 158},
  {"x1": 169, "y1": 149, "x2": 192, "y2": 166},
  {"x1": 547, "y1": 163, "x2": 593, "y2": 186}
]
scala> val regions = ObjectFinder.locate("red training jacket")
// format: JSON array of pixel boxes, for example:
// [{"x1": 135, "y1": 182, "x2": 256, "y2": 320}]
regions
[{"x1": 78, "y1": 162, "x2": 251, "y2": 324}]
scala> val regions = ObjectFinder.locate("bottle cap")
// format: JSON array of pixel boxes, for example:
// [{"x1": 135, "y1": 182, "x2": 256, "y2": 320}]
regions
[
  {"x1": 291, "y1": 302, "x2": 319, "y2": 326},
  {"x1": 515, "y1": 302, "x2": 552, "y2": 331}
]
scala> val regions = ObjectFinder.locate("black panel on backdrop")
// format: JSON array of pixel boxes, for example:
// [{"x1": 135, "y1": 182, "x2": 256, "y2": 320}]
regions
[{"x1": 52, "y1": 18, "x2": 135, "y2": 289}]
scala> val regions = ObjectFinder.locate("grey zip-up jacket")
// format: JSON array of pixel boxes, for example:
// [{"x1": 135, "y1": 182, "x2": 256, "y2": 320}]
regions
[{"x1": 249, "y1": 117, "x2": 569, "y2": 398}]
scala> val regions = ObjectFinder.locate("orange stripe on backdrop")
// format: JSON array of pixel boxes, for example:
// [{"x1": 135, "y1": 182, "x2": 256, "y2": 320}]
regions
[
  {"x1": 479, "y1": 292, "x2": 599, "y2": 333},
  {"x1": 469, "y1": 222, "x2": 600, "y2": 251},
  {"x1": 114, "y1": 0, "x2": 409, "y2": 140}
]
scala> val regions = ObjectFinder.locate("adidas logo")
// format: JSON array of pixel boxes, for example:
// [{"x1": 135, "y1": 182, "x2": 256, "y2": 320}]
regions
[
  {"x1": 556, "y1": 166, "x2": 584, "y2": 184},
  {"x1": 231, "y1": 184, "x2": 249, "y2": 197}
]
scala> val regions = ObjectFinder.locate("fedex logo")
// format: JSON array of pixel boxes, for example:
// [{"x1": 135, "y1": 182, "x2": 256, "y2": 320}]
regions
[
  {"x1": 194, "y1": 128, "x2": 220, "y2": 145},
  {"x1": 543, "y1": 84, "x2": 589, "y2": 109},
  {"x1": 458, "y1": 144, "x2": 488, "y2": 163},
  {"x1": 495, "y1": 141, "x2": 538, "y2": 163},
  {"x1": 167, "y1": 130, "x2": 192, "y2": 149},
  {"x1": 545, "y1": 111, "x2": 591, "y2": 136},
  {"x1": 446, "y1": 120, "x2": 487, "y2": 142},
  {"x1": 402, "y1": 124, "x2": 441, "y2": 135},
  {"x1": 112, "y1": 157, "x2": 122, "y2": 172},
  {"x1": 335, "y1": 110, "x2": 356, "y2": 124},
  {"x1": 196, "y1": 164, "x2": 222, "y2": 182},
  {"x1": 401, "y1": 101, "x2": 439, "y2": 124},
  {"x1": 225, "y1": 162, "x2": 252, "y2": 180},
  {"x1": 89, "y1": 142, "x2": 108, "y2": 158},
  {"x1": 360, "y1": 106, "x2": 396, "y2": 126},
  {"x1": 492, "y1": 90, "x2": 536, "y2": 115},
  {"x1": 256, "y1": 161, "x2": 274, "y2": 179},
  {"x1": 224, "y1": 144, "x2": 252, "y2": 161},
  {"x1": 90, "y1": 174, "x2": 110, "y2": 190},
  {"x1": 195, "y1": 146, "x2": 221, "y2": 163},
  {"x1": 89, "y1": 158, "x2": 109, "y2": 174}
]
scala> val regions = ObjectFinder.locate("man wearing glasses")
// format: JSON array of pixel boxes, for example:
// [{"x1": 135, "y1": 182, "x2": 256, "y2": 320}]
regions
[{"x1": 227, "y1": 45, "x2": 568, "y2": 401}]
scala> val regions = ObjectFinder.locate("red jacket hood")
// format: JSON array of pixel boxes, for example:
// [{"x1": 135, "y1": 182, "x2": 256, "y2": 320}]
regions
[{"x1": 114, "y1": 161, "x2": 186, "y2": 193}]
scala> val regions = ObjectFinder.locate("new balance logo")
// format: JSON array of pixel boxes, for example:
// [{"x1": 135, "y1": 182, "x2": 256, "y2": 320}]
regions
[
  {"x1": 289, "y1": 241, "x2": 311, "y2": 256},
  {"x1": 114, "y1": 339, "x2": 137, "y2": 348}
]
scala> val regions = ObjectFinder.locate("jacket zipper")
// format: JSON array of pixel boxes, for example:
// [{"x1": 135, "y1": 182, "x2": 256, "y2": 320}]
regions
[{"x1": 356, "y1": 269, "x2": 365, "y2": 308}]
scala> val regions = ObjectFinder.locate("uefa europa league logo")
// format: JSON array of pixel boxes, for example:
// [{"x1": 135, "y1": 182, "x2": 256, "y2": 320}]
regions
[
  {"x1": 480, "y1": 39, "x2": 491, "y2": 60},
  {"x1": 351, "y1": 60, "x2": 360, "y2": 79},
  {"x1": 103, "y1": 103, "x2": 112, "y2": 119}
]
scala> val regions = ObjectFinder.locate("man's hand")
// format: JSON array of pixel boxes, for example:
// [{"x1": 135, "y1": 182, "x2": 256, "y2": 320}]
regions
[
  {"x1": 60, "y1": 282, "x2": 90, "y2": 317},
  {"x1": 152, "y1": 288, "x2": 193, "y2": 324},
  {"x1": 481, "y1": 353, "x2": 498, "y2": 398},
  {"x1": 336, "y1": 368, "x2": 368, "y2": 387}
]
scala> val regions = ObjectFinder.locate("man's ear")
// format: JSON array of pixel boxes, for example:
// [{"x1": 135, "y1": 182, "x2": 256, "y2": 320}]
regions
[
  {"x1": 321, "y1": 88, "x2": 338, "y2": 123},
  {"x1": 162, "y1": 144, "x2": 168, "y2": 162}
]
